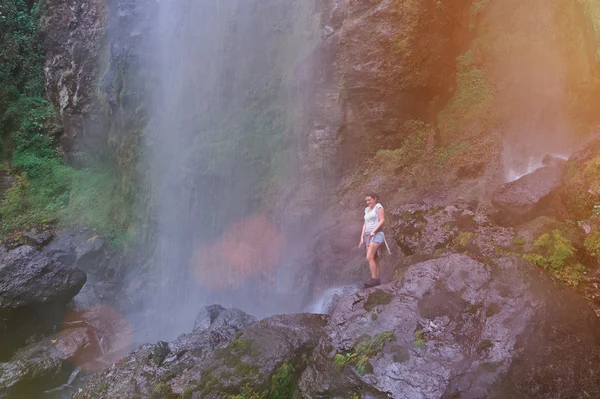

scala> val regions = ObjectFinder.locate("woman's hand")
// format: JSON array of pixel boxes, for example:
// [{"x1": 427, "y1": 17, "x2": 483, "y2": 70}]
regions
[
  {"x1": 369, "y1": 231, "x2": 375, "y2": 237},
  {"x1": 358, "y1": 238, "x2": 364, "y2": 248}
]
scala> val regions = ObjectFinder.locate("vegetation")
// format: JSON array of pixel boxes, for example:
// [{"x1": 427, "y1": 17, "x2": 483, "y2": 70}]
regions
[
  {"x1": 363, "y1": 289, "x2": 394, "y2": 311},
  {"x1": 523, "y1": 230, "x2": 588, "y2": 287},
  {"x1": 333, "y1": 331, "x2": 395, "y2": 375},
  {"x1": 437, "y1": 50, "x2": 493, "y2": 136}
]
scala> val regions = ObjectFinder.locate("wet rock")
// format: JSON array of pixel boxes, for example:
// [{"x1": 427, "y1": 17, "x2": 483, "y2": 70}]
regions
[
  {"x1": 0, "y1": 246, "x2": 86, "y2": 360},
  {"x1": 390, "y1": 203, "x2": 513, "y2": 259},
  {"x1": 0, "y1": 327, "x2": 97, "y2": 398},
  {"x1": 22, "y1": 228, "x2": 54, "y2": 248},
  {"x1": 193, "y1": 304, "x2": 227, "y2": 332},
  {"x1": 299, "y1": 254, "x2": 600, "y2": 399},
  {"x1": 74, "y1": 307, "x2": 327, "y2": 399},
  {"x1": 492, "y1": 165, "x2": 564, "y2": 226}
]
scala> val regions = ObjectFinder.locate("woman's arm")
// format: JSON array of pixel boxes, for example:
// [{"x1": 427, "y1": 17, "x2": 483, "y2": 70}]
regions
[
  {"x1": 359, "y1": 222, "x2": 366, "y2": 247},
  {"x1": 370, "y1": 207, "x2": 385, "y2": 235}
]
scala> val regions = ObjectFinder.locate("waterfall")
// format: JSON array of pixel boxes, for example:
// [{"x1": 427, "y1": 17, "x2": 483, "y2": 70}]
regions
[{"x1": 132, "y1": 0, "x2": 321, "y2": 341}]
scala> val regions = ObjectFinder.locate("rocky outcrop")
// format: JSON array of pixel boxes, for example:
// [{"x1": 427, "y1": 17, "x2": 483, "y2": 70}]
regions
[
  {"x1": 0, "y1": 245, "x2": 86, "y2": 360},
  {"x1": 300, "y1": 254, "x2": 600, "y2": 398},
  {"x1": 0, "y1": 327, "x2": 97, "y2": 398},
  {"x1": 492, "y1": 164, "x2": 565, "y2": 226},
  {"x1": 390, "y1": 202, "x2": 514, "y2": 259},
  {"x1": 73, "y1": 306, "x2": 327, "y2": 398},
  {"x1": 42, "y1": 0, "x2": 108, "y2": 158},
  {"x1": 71, "y1": 254, "x2": 600, "y2": 398}
]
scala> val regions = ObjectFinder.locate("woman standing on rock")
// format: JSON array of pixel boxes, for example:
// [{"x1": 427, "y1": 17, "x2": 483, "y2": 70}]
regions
[{"x1": 359, "y1": 192, "x2": 390, "y2": 288}]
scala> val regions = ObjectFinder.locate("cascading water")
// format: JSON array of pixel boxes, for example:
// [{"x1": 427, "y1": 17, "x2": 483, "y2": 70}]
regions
[
  {"x1": 486, "y1": 0, "x2": 576, "y2": 182},
  {"x1": 135, "y1": 0, "x2": 321, "y2": 342}
]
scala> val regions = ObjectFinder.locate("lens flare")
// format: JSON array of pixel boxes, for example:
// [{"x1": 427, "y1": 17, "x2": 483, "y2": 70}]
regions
[
  {"x1": 61, "y1": 305, "x2": 133, "y2": 372},
  {"x1": 192, "y1": 215, "x2": 283, "y2": 290}
]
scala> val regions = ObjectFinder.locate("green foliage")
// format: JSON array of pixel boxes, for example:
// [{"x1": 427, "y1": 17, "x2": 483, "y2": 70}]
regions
[
  {"x1": 512, "y1": 236, "x2": 525, "y2": 246},
  {"x1": 333, "y1": 331, "x2": 395, "y2": 375},
  {"x1": 269, "y1": 362, "x2": 298, "y2": 399},
  {"x1": 97, "y1": 383, "x2": 107, "y2": 393},
  {"x1": 413, "y1": 328, "x2": 426, "y2": 348},
  {"x1": 585, "y1": 231, "x2": 600, "y2": 258},
  {"x1": 229, "y1": 385, "x2": 267, "y2": 399},
  {"x1": 435, "y1": 140, "x2": 470, "y2": 168},
  {"x1": 437, "y1": 49, "x2": 493, "y2": 135},
  {"x1": 523, "y1": 230, "x2": 588, "y2": 287}
]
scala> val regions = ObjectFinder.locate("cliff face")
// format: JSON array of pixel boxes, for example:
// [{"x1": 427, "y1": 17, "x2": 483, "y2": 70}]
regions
[
  {"x1": 42, "y1": 0, "x2": 108, "y2": 158},
  {"x1": 38, "y1": 0, "x2": 600, "y2": 300}
]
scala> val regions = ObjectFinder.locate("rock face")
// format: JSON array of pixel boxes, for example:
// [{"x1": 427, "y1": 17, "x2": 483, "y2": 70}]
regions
[
  {"x1": 74, "y1": 306, "x2": 327, "y2": 399},
  {"x1": 42, "y1": 0, "x2": 108, "y2": 158},
  {"x1": 300, "y1": 254, "x2": 600, "y2": 398},
  {"x1": 71, "y1": 254, "x2": 600, "y2": 398},
  {"x1": 0, "y1": 327, "x2": 97, "y2": 398},
  {"x1": 492, "y1": 165, "x2": 564, "y2": 226},
  {"x1": 0, "y1": 246, "x2": 86, "y2": 360}
]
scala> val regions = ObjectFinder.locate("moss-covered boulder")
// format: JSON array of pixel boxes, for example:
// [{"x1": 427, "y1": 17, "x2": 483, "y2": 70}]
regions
[
  {"x1": 299, "y1": 254, "x2": 600, "y2": 399},
  {"x1": 73, "y1": 307, "x2": 327, "y2": 399}
]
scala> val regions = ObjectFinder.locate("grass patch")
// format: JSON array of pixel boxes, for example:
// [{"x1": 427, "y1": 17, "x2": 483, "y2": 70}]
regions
[
  {"x1": 523, "y1": 230, "x2": 588, "y2": 287},
  {"x1": 333, "y1": 331, "x2": 395, "y2": 375}
]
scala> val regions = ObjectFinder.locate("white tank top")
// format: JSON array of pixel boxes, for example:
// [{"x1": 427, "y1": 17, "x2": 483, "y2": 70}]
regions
[{"x1": 364, "y1": 203, "x2": 383, "y2": 233}]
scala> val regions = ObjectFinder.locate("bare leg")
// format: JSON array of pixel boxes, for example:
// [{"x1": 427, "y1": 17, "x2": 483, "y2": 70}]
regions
[
  {"x1": 366, "y1": 242, "x2": 381, "y2": 279},
  {"x1": 374, "y1": 251, "x2": 380, "y2": 279}
]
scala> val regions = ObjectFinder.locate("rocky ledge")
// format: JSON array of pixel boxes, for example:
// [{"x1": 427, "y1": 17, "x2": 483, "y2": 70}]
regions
[{"x1": 72, "y1": 253, "x2": 600, "y2": 399}]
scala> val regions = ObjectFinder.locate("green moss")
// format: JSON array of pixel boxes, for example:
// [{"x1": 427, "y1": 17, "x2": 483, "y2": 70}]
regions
[
  {"x1": 269, "y1": 362, "x2": 297, "y2": 399},
  {"x1": 150, "y1": 382, "x2": 179, "y2": 399},
  {"x1": 413, "y1": 328, "x2": 426, "y2": 349},
  {"x1": 523, "y1": 230, "x2": 588, "y2": 287},
  {"x1": 512, "y1": 236, "x2": 525, "y2": 246},
  {"x1": 234, "y1": 362, "x2": 259, "y2": 377},
  {"x1": 364, "y1": 289, "x2": 393, "y2": 311},
  {"x1": 333, "y1": 331, "x2": 395, "y2": 375},
  {"x1": 437, "y1": 50, "x2": 493, "y2": 135},
  {"x1": 453, "y1": 231, "x2": 474, "y2": 247},
  {"x1": 585, "y1": 231, "x2": 600, "y2": 258},
  {"x1": 97, "y1": 383, "x2": 107, "y2": 393}
]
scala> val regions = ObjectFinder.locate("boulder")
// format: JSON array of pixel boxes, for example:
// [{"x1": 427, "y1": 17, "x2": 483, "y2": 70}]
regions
[
  {"x1": 299, "y1": 254, "x2": 600, "y2": 398},
  {"x1": 0, "y1": 246, "x2": 86, "y2": 360},
  {"x1": 492, "y1": 165, "x2": 564, "y2": 226},
  {"x1": 73, "y1": 307, "x2": 327, "y2": 399},
  {"x1": 0, "y1": 327, "x2": 98, "y2": 398},
  {"x1": 390, "y1": 203, "x2": 513, "y2": 259}
]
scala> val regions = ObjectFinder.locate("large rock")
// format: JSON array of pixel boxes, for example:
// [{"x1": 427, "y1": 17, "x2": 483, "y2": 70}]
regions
[
  {"x1": 73, "y1": 307, "x2": 328, "y2": 398},
  {"x1": 0, "y1": 246, "x2": 86, "y2": 360},
  {"x1": 492, "y1": 165, "x2": 564, "y2": 226},
  {"x1": 299, "y1": 254, "x2": 600, "y2": 398},
  {"x1": 390, "y1": 202, "x2": 514, "y2": 259},
  {"x1": 0, "y1": 327, "x2": 97, "y2": 398}
]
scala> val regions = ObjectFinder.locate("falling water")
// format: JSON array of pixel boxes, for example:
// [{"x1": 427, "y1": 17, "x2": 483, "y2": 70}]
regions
[
  {"x1": 134, "y1": 0, "x2": 321, "y2": 341},
  {"x1": 483, "y1": 0, "x2": 576, "y2": 181}
]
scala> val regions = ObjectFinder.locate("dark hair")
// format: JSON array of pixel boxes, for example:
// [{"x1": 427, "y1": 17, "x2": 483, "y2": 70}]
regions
[{"x1": 365, "y1": 191, "x2": 380, "y2": 202}]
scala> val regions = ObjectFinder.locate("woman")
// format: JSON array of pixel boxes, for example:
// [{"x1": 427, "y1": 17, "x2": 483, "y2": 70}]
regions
[{"x1": 358, "y1": 192, "x2": 390, "y2": 288}]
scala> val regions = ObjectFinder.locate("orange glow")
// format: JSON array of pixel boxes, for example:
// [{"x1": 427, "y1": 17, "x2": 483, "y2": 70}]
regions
[
  {"x1": 61, "y1": 305, "x2": 133, "y2": 372},
  {"x1": 192, "y1": 215, "x2": 283, "y2": 290}
]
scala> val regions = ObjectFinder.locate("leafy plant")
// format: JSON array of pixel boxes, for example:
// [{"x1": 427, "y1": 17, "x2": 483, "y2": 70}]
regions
[
  {"x1": 523, "y1": 230, "x2": 588, "y2": 287},
  {"x1": 333, "y1": 331, "x2": 395, "y2": 375}
]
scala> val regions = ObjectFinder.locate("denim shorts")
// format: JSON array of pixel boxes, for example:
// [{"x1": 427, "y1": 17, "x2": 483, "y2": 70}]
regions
[{"x1": 365, "y1": 232, "x2": 385, "y2": 246}]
